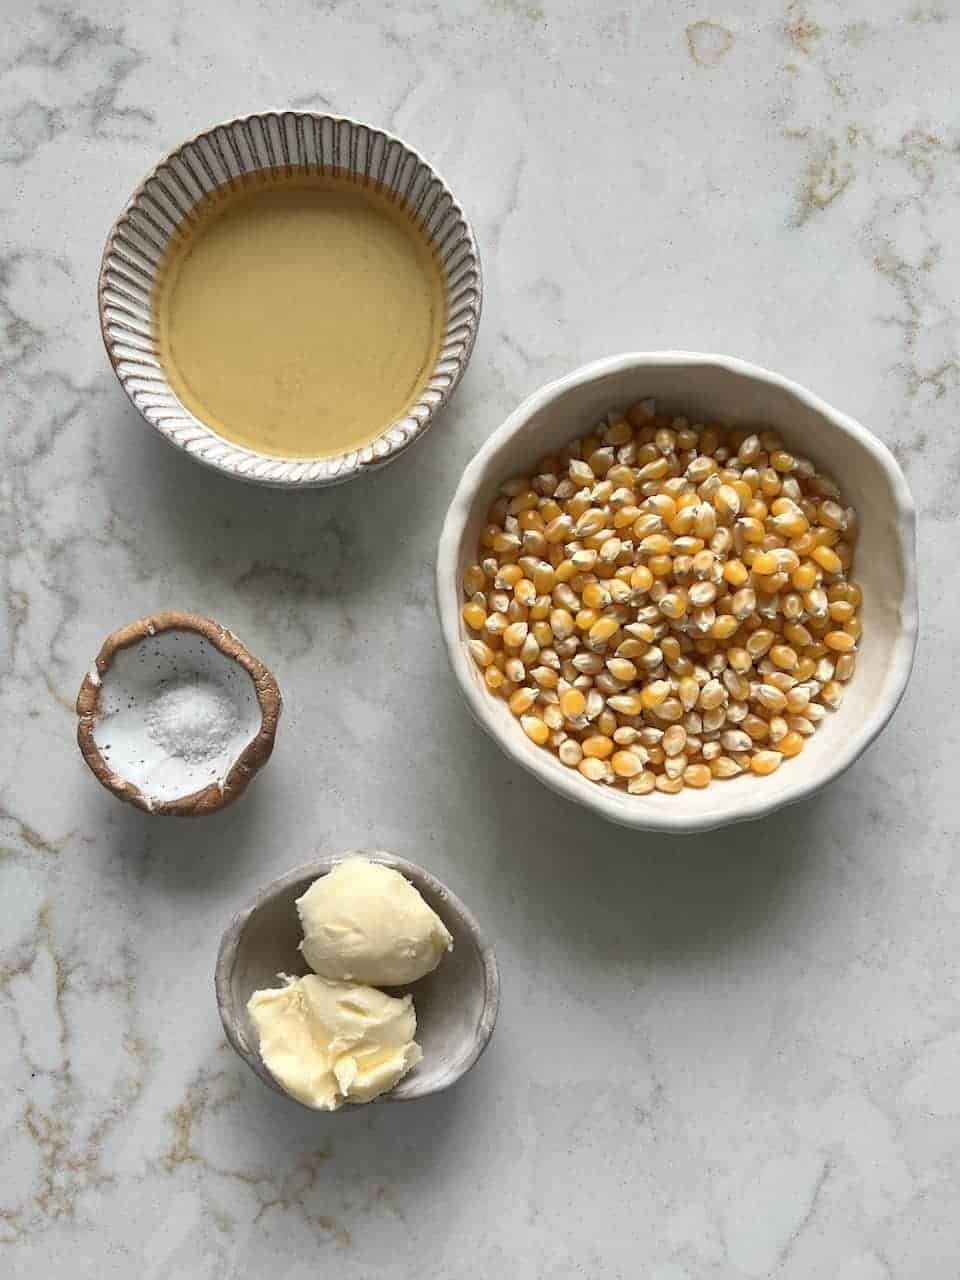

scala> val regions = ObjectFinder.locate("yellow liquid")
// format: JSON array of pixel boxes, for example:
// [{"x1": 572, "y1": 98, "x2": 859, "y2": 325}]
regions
[{"x1": 153, "y1": 171, "x2": 446, "y2": 459}]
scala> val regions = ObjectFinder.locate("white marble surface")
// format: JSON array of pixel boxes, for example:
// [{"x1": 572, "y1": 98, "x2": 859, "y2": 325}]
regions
[{"x1": 1, "y1": 0, "x2": 955, "y2": 1275}]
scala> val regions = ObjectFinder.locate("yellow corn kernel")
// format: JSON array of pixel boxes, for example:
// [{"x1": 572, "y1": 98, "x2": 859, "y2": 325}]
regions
[
  {"x1": 649, "y1": 554, "x2": 674, "y2": 577},
  {"x1": 637, "y1": 533, "x2": 672, "y2": 557},
  {"x1": 784, "y1": 622, "x2": 813, "y2": 650},
  {"x1": 532, "y1": 620, "x2": 553, "y2": 648},
  {"x1": 519, "y1": 510, "x2": 546, "y2": 535},
  {"x1": 835, "y1": 652, "x2": 856, "y2": 682},
  {"x1": 659, "y1": 591, "x2": 688, "y2": 620},
  {"x1": 510, "y1": 687, "x2": 538, "y2": 716},
  {"x1": 754, "y1": 684, "x2": 787, "y2": 713},
  {"x1": 821, "y1": 680, "x2": 844, "y2": 709},
  {"x1": 468, "y1": 639, "x2": 495, "y2": 668},
  {"x1": 549, "y1": 609, "x2": 574, "y2": 641},
  {"x1": 532, "y1": 563, "x2": 557, "y2": 593},
  {"x1": 779, "y1": 731, "x2": 804, "y2": 758},
  {"x1": 616, "y1": 638, "x2": 648, "y2": 659},
  {"x1": 611, "y1": 750, "x2": 644, "y2": 778},
  {"x1": 714, "y1": 485, "x2": 741, "y2": 519},
  {"x1": 575, "y1": 608, "x2": 598, "y2": 632},
  {"x1": 656, "y1": 633, "x2": 678, "y2": 659},
  {"x1": 693, "y1": 501, "x2": 717, "y2": 540},
  {"x1": 509, "y1": 490, "x2": 539, "y2": 515},
  {"x1": 640, "y1": 680, "x2": 671, "y2": 709},
  {"x1": 678, "y1": 675, "x2": 700, "y2": 711},
  {"x1": 712, "y1": 614, "x2": 739, "y2": 640},
  {"x1": 484, "y1": 665, "x2": 505, "y2": 691},
  {"x1": 759, "y1": 468, "x2": 781, "y2": 496},
  {"x1": 727, "y1": 646, "x2": 752, "y2": 674},
  {"x1": 597, "y1": 709, "x2": 617, "y2": 737},
  {"x1": 812, "y1": 544, "x2": 842, "y2": 574},
  {"x1": 503, "y1": 621, "x2": 529, "y2": 649},
  {"x1": 746, "y1": 628, "x2": 775, "y2": 658},
  {"x1": 531, "y1": 665, "x2": 559, "y2": 689},
  {"x1": 582, "y1": 581, "x2": 610, "y2": 609},
  {"x1": 462, "y1": 601, "x2": 486, "y2": 630},
  {"x1": 791, "y1": 561, "x2": 818, "y2": 591},
  {"x1": 582, "y1": 734, "x2": 615, "y2": 759},
  {"x1": 589, "y1": 616, "x2": 620, "y2": 646},
  {"x1": 655, "y1": 773, "x2": 684, "y2": 794},
  {"x1": 463, "y1": 564, "x2": 486, "y2": 596},
  {"x1": 697, "y1": 679, "x2": 724, "y2": 711},
  {"x1": 743, "y1": 714, "x2": 770, "y2": 741},
  {"x1": 769, "y1": 644, "x2": 798, "y2": 671},
  {"x1": 830, "y1": 580, "x2": 862, "y2": 606},
  {"x1": 683, "y1": 763, "x2": 711, "y2": 788},
  {"x1": 844, "y1": 616, "x2": 862, "y2": 642},
  {"x1": 828, "y1": 599, "x2": 855, "y2": 623},
  {"x1": 613, "y1": 505, "x2": 642, "y2": 529},
  {"x1": 607, "y1": 657, "x2": 638, "y2": 683},
  {"x1": 627, "y1": 564, "x2": 652, "y2": 593},
  {"x1": 750, "y1": 749, "x2": 783, "y2": 775},
  {"x1": 559, "y1": 688, "x2": 587, "y2": 719},
  {"x1": 769, "y1": 449, "x2": 795, "y2": 473},
  {"x1": 521, "y1": 715, "x2": 550, "y2": 745},
  {"x1": 746, "y1": 497, "x2": 768, "y2": 521},
  {"x1": 751, "y1": 551, "x2": 778, "y2": 575},
  {"x1": 737, "y1": 517, "x2": 766, "y2": 545},
  {"x1": 825, "y1": 630, "x2": 856, "y2": 652},
  {"x1": 710, "y1": 756, "x2": 742, "y2": 779},
  {"x1": 512, "y1": 579, "x2": 536, "y2": 608},
  {"x1": 607, "y1": 692, "x2": 644, "y2": 716}
]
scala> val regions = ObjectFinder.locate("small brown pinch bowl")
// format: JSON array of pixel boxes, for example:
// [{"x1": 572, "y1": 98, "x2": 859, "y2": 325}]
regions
[
  {"x1": 76, "y1": 610, "x2": 281, "y2": 816},
  {"x1": 215, "y1": 853, "x2": 500, "y2": 1108}
]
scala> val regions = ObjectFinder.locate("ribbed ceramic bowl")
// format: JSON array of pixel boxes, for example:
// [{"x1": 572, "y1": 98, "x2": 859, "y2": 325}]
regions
[
  {"x1": 438, "y1": 352, "x2": 918, "y2": 834},
  {"x1": 99, "y1": 111, "x2": 482, "y2": 488}
]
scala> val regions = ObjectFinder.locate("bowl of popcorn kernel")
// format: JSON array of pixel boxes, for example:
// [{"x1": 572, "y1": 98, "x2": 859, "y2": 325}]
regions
[{"x1": 437, "y1": 352, "x2": 917, "y2": 832}]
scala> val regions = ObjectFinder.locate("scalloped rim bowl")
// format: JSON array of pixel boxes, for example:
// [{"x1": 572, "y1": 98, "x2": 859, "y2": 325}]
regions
[
  {"x1": 437, "y1": 352, "x2": 918, "y2": 834},
  {"x1": 99, "y1": 111, "x2": 482, "y2": 488}
]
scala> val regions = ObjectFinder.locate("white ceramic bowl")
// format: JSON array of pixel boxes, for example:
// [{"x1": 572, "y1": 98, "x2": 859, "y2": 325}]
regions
[
  {"x1": 437, "y1": 352, "x2": 918, "y2": 833},
  {"x1": 99, "y1": 111, "x2": 481, "y2": 488}
]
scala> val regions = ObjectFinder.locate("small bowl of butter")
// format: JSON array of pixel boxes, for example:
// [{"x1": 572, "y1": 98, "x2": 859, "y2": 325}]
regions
[
  {"x1": 99, "y1": 111, "x2": 482, "y2": 487},
  {"x1": 215, "y1": 853, "x2": 499, "y2": 1110}
]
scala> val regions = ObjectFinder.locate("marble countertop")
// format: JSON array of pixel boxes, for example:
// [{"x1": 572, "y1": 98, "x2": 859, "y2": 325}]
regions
[{"x1": 1, "y1": 1, "x2": 954, "y2": 1276}]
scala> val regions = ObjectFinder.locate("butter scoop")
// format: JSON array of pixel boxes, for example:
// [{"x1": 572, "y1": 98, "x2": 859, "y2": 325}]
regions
[
  {"x1": 296, "y1": 858, "x2": 453, "y2": 986},
  {"x1": 247, "y1": 974, "x2": 421, "y2": 1110}
]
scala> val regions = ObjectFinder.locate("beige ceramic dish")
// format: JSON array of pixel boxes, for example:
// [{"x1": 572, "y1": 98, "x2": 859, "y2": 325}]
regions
[
  {"x1": 99, "y1": 111, "x2": 482, "y2": 488},
  {"x1": 76, "y1": 611, "x2": 281, "y2": 816},
  {"x1": 215, "y1": 853, "x2": 500, "y2": 1109},
  {"x1": 437, "y1": 352, "x2": 918, "y2": 834}
]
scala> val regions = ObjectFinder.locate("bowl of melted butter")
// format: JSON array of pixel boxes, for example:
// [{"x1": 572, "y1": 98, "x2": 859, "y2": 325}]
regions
[{"x1": 99, "y1": 112, "x2": 482, "y2": 487}]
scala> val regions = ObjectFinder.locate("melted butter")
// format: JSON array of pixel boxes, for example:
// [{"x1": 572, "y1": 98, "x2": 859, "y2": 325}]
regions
[{"x1": 153, "y1": 170, "x2": 446, "y2": 459}]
